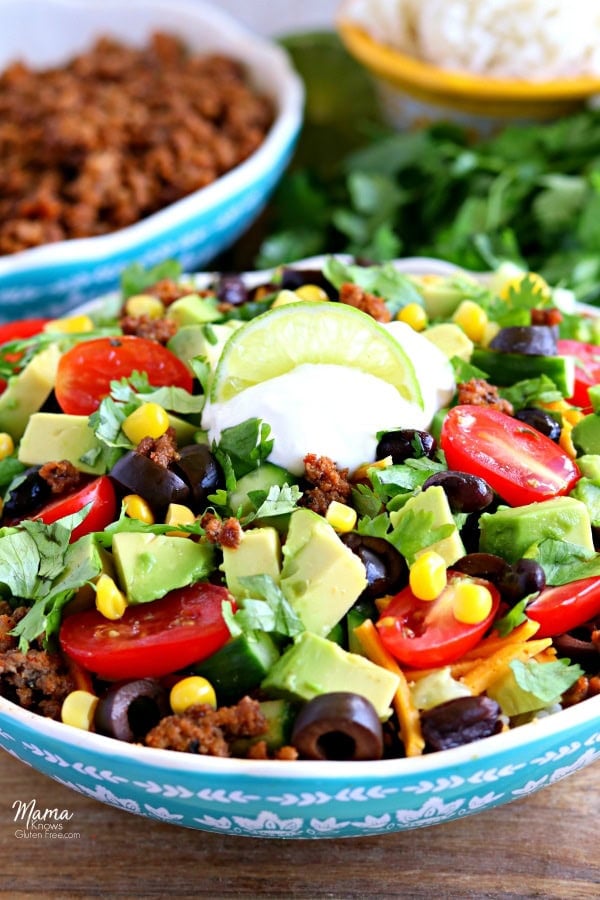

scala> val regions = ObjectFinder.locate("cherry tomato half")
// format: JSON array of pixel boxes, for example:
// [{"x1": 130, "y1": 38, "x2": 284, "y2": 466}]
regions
[
  {"x1": 59, "y1": 582, "x2": 234, "y2": 680},
  {"x1": 557, "y1": 339, "x2": 600, "y2": 410},
  {"x1": 0, "y1": 318, "x2": 50, "y2": 392},
  {"x1": 54, "y1": 335, "x2": 194, "y2": 415},
  {"x1": 30, "y1": 475, "x2": 117, "y2": 542},
  {"x1": 440, "y1": 405, "x2": 580, "y2": 507},
  {"x1": 376, "y1": 572, "x2": 501, "y2": 669},
  {"x1": 526, "y1": 576, "x2": 600, "y2": 638}
]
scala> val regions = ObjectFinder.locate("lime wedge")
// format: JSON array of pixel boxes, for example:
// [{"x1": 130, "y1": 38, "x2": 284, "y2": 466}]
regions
[{"x1": 210, "y1": 301, "x2": 422, "y2": 407}]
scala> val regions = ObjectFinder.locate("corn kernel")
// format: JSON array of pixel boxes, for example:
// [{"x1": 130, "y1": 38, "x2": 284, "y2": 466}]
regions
[
  {"x1": 124, "y1": 294, "x2": 165, "y2": 319},
  {"x1": 170, "y1": 676, "x2": 217, "y2": 714},
  {"x1": 452, "y1": 300, "x2": 488, "y2": 344},
  {"x1": 452, "y1": 581, "x2": 493, "y2": 624},
  {"x1": 559, "y1": 422, "x2": 577, "y2": 459},
  {"x1": 325, "y1": 500, "x2": 357, "y2": 533},
  {"x1": 397, "y1": 303, "x2": 427, "y2": 332},
  {"x1": 409, "y1": 551, "x2": 447, "y2": 601},
  {"x1": 0, "y1": 432, "x2": 14, "y2": 461},
  {"x1": 271, "y1": 289, "x2": 304, "y2": 308},
  {"x1": 122, "y1": 402, "x2": 169, "y2": 445},
  {"x1": 294, "y1": 284, "x2": 329, "y2": 302},
  {"x1": 44, "y1": 314, "x2": 95, "y2": 334},
  {"x1": 352, "y1": 456, "x2": 393, "y2": 483},
  {"x1": 165, "y1": 502, "x2": 196, "y2": 537},
  {"x1": 123, "y1": 494, "x2": 155, "y2": 524},
  {"x1": 95, "y1": 573, "x2": 127, "y2": 620},
  {"x1": 61, "y1": 690, "x2": 99, "y2": 731}
]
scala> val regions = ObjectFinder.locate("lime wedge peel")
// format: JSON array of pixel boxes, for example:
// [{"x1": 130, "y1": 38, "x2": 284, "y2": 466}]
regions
[{"x1": 210, "y1": 301, "x2": 423, "y2": 408}]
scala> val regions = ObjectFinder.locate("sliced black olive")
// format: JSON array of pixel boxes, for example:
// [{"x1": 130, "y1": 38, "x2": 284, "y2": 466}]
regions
[
  {"x1": 2, "y1": 466, "x2": 50, "y2": 518},
  {"x1": 513, "y1": 408, "x2": 561, "y2": 442},
  {"x1": 291, "y1": 692, "x2": 384, "y2": 761},
  {"x1": 341, "y1": 533, "x2": 408, "y2": 597},
  {"x1": 489, "y1": 325, "x2": 557, "y2": 356},
  {"x1": 376, "y1": 429, "x2": 436, "y2": 464},
  {"x1": 110, "y1": 451, "x2": 190, "y2": 510},
  {"x1": 422, "y1": 470, "x2": 494, "y2": 513},
  {"x1": 452, "y1": 552, "x2": 511, "y2": 586},
  {"x1": 280, "y1": 267, "x2": 336, "y2": 297},
  {"x1": 497, "y1": 558, "x2": 546, "y2": 604},
  {"x1": 94, "y1": 679, "x2": 169, "y2": 742},
  {"x1": 170, "y1": 444, "x2": 223, "y2": 513},
  {"x1": 214, "y1": 274, "x2": 249, "y2": 306}
]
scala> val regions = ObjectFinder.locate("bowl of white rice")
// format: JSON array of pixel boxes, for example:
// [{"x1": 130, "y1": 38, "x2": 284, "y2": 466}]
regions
[{"x1": 337, "y1": 0, "x2": 600, "y2": 132}]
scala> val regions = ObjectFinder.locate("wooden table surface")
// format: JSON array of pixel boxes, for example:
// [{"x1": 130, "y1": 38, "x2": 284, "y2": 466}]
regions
[{"x1": 1, "y1": 751, "x2": 598, "y2": 900}]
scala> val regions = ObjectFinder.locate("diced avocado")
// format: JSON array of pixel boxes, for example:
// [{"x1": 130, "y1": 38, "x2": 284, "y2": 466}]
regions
[
  {"x1": 230, "y1": 699, "x2": 298, "y2": 754},
  {"x1": 424, "y1": 323, "x2": 474, "y2": 362},
  {"x1": 389, "y1": 485, "x2": 465, "y2": 566},
  {"x1": 112, "y1": 532, "x2": 214, "y2": 604},
  {"x1": 411, "y1": 274, "x2": 479, "y2": 319},
  {"x1": 0, "y1": 343, "x2": 61, "y2": 441},
  {"x1": 569, "y1": 478, "x2": 600, "y2": 526},
  {"x1": 192, "y1": 631, "x2": 280, "y2": 704},
  {"x1": 261, "y1": 631, "x2": 400, "y2": 719},
  {"x1": 572, "y1": 413, "x2": 600, "y2": 456},
  {"x1": 18, "y1": 412, "x2": 105, "y2": 474},
  {"x1": 229, "y1": 462, "x2": 296, "y2": 518},
  {"x1": 221, "y1": 526, "x2": 281, "y2": 599},
  {"x1": 577, "y1": 455, "x2": 600, "y2": 481},
  {"x1": 165, "y1": 294, "x2": 223, "y2": 327},
  {"x1": 479, "y1": 496, "x2": 594, "y2": 564},
  {"x1": 167, "y1": 321, "x2": 241, "y2": 373},
  {"x1": 279, "y1": 508, "x2": 367, "y2": 637},
  {"x1": 409, "y1": 667, "x2": 472, "y2": 711}
]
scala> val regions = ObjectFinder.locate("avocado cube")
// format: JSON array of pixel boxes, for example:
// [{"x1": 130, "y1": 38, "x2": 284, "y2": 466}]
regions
[
  {"x1": 261, "y1": 631, "x2": 400, "y2": 719},
  {"x1": 221, "y1": 527, "x2": 282, "y2": 599},
  {"x1": 19, "y1": 412, "x2": 106, "y2": 474},
  {"x1": 479, "y1": 496, "x2": 594, "y2": 564},
  {"x1": 279, "y1": 509, "x2": 367, "y2": 637},
  {"x1": 112, "y1": 532, "x2": 214, "y2": 604},
  {"x1": 572, "y1": 413, "x2": 600, "y2": 456},
  {"x1": 424, "y1": 323, "x2": 474, "y2": 362},
  {"x1": 165, "y1": 294, "x2": 223, "y2": 327},
  {"x1": 0, "y1": 343, "x2": 60, "y2": 441}
]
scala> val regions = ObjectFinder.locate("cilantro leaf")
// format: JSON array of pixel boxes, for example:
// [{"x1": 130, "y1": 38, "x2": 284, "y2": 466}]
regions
[
  {"x1": 499, "y1": 375, "x2": 563, "y2": 411},
  {"x1": 530, "y1": 538, "x2": 600, "y2": 585},
  {"x1": 387, "y1": 508, "x2": 455, "y2": 566},
  {"x1": 120, "y1": 259, "x2": 183, "y2": 299},
  {"x1": 242, "y1": 483, "x2": 302, "y2": 524},
  {"x1": 212, "y1": 418, "x2": 274, "y2": 481},
  {"x1": 223, "y1": 574, "x2": 304, "y2": 638}
]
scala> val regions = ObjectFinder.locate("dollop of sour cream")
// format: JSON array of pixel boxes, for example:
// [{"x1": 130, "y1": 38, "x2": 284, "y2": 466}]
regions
[{"x1": 202, "y1": 324, "x2": 455, "y2": 475}]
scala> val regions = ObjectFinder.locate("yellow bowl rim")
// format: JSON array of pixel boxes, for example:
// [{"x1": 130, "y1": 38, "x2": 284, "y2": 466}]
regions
[{"x1": 338, "y1": 18, "x2": 600, "y2": 102}]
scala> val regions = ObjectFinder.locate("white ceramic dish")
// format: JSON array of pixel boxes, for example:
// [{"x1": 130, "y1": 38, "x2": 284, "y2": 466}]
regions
[
  {"x1": 0, "y1": 255, "x2": 599, "y2": 838},
  {"x1": 0, "y1": 0, "x2": 304, "y2": 321}
]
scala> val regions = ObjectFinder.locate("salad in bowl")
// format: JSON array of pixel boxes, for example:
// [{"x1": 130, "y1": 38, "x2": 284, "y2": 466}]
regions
[{"x1": 0, "y1": 255, "x2": 599, "y2": 837}]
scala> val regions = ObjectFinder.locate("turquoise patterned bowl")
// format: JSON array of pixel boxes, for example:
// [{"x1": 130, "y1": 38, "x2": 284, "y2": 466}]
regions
[
  {"x1": 1, "y1": 693, "x2": 599, "y2": 838},
  {"x1": 0, "y1": 0, "x2": 303, "y2": 323}
]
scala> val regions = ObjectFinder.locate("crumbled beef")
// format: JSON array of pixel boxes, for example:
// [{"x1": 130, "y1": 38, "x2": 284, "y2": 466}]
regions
[
  {"x1": 200, "y1": 511, "x2": 242, "y2": 549},
  {"x1": 0, "y1": 34, "x2": 273, "y2": 254},
  {"x1": 339, "y1": 282, "x2": 392, "y2": 323},
  {"x1": 0, "y1": 606, "x2": 75, "y2": 719},
  {"x1": 457, "y1": 378, "x2": 514, "y2": 415},
  {"x1": 119, "y1": 314, "x2": 178, "y2": 344},
  {"x1": 145, "y1": 278, "x2": 201, "y2": 307},
  {"x1": 299, "y1": 453, "x2": 353, "y2": 516},
  {"x1": 38, "y1": 459, "x2": 84, "y2": 495},
  {"x1": 562, "y1": 674, "x2": 600, "y2": 706},
  {"x1": 144, "y1": 696, "x2": 267, "y2": 756},
  {"x1": 246, "y1": 740, "x2": 299, "y2": 761},
  {"x1": 136, "y1": 426, "x2": 179, "y2": 466}
]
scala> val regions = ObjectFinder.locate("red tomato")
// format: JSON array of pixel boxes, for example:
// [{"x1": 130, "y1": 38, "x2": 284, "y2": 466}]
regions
[
  {"x1": 54, "y1": 335, "x2": 194, "y2": 415},
  {"x1": 376, "y1": 573, "x2": 501, "y2": 669},
  {"x1": 557, "y1": 339, "x2": 600, "y2": 409},
  {"x1": 30, "y1": 475, "x2": 117, "y2": 542},
  {"x1": 440, "y1": 405, "x2": 580, "y2": 507},
  {"x1": 60, "y1": 583, "x2": 234, "y2": 680},
  {"x1": 526, "y1": 576, "x2": 600, "y2": 638},
  {"x1": 0, "y1": 318, "x2": 50, "y2": 391}
]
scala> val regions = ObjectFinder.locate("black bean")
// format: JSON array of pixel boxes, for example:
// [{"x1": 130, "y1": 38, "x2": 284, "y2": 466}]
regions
[
  {"x1": 421, "y1": 696, "x2": 502, "y2": 752},
  {"x1": 376, "y1": 429, "x2": 436, "y2": 464},
  {"x1": 215, "y1": 274, "x2": 249, "y2": 306},
  {"x1": 514, "y1": 408, "x2": 561, "y2": 442},
  {"x1": 341, "y1": 533, "x2": 408, "y2": 597},
  {"x1": 452, "y1": 552, "x2": 511, "y2": 585},
  {"x1": 498, "y1": 558, "x2": 546, "y2": 604},
  {"x1": 422, "y1": 470, "x2": 494, "y2": 513}
]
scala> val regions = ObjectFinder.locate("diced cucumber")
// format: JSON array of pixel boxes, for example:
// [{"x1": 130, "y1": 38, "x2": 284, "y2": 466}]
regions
[
  {"x1": 230, "y1": 699, "x2": 298, "y2": 754},
  {"x1": 471, "y1": 347, "x2": 574, "y2": 396},
  {"x1": 192, "y1": 631, "x2": 280, "y2": 704},
  {"x1": 346, "y1": 600, "x2": 377, "y2": 655},
  {"x1": 229, "y1": 462, "x2": 296, "y2": 517},
  {"x1": 326, "y1": 621, "x2": 345, "y2": 647}
]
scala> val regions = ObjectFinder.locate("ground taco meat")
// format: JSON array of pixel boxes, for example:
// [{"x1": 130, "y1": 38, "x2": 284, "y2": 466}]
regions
[
  {"x1": 299, "y1": 453, "x2": 353, "y2": 516},
  {"x1": 144, "y1": 696, "x2": 268, "y2": 756},
  {"x1": 0, "y1": 33, "x2": 274, "y2": 253}
]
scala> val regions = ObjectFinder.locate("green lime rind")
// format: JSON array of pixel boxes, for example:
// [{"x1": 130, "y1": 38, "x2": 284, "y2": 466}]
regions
[{"x1": 210, "y1": 301, "x2": 423, "y2": 408}]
